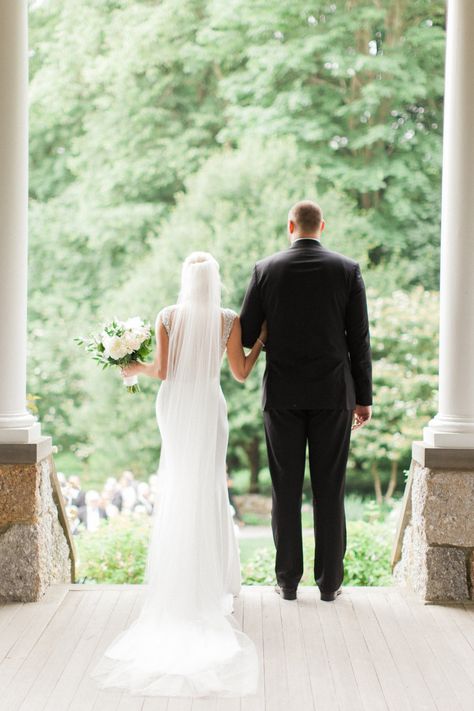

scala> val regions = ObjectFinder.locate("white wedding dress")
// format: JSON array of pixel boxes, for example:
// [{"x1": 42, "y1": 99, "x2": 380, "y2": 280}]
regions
[{"x1": 89, "y1": 255, "x2": 259, "y2": 698}]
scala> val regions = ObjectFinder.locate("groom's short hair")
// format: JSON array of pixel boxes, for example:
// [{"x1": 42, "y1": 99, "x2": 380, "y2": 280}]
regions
[{"x1": 289, "y1": 200, "x2": 323, "y2": 233}]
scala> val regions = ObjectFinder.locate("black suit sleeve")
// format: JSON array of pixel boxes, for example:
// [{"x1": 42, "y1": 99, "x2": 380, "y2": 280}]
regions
[
  {"x1": 345, "y1": 263, "x2": 372, "y2": 406},
  {"x1": 240, "y1": 265, "x2": 265, "y2": 349}
]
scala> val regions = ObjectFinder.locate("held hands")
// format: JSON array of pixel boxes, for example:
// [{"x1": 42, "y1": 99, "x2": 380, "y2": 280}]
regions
[{"x1": 351, "y1": 404, "x2": 372, "y2": 430}]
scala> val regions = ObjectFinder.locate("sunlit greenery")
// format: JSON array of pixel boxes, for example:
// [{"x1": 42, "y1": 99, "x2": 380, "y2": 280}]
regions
[{"x1": 27, "y1": 0, "x2": 444, "y2": 498}]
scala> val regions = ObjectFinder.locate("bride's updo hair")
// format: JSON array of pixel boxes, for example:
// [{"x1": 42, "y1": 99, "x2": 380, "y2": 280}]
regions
[{"x1": 178, "y1": 251, "x2": 221, "y2": 306}]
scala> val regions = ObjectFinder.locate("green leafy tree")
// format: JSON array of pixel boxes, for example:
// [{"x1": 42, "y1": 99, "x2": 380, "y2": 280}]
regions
[
  {"x1": 203, "y1": 0, "x2": 445, "y2": 287},
  {"x1": 349, "y1": 286, "x2": 439, "y2": 501},
  {"x1": 26, "y1": 1, "x2": 446, "y2": 496}
]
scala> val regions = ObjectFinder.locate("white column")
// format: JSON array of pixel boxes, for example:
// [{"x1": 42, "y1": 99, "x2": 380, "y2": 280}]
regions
[
  {"x1": 0, "y1": 0, "x2": 41, "y2": 443},
  {"x1": 424, "y1": 0, "x2": 474, "y2": 447}
]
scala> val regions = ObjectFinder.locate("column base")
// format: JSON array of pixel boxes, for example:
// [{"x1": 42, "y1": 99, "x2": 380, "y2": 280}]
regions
[
  {"x1": 393, "y1": 450, "x2": 474, "y2": 602},
  {"x1": 0, "y1": 421, "x2": 42, "y2": 443},
  {"x1": 423, "y1": 426, "x2": 474, "y2": 448},
  {"x1": 423, "y1": 413, "x2": 474, "y2": 448},
  {"x1": 0, "y1": 449, "x2": 73, "y2": 602}
]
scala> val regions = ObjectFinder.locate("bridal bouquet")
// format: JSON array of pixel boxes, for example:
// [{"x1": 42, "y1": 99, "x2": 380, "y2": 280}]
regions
[{"x1": 74, "y1": 316, "x2": 153, "y2": 393}]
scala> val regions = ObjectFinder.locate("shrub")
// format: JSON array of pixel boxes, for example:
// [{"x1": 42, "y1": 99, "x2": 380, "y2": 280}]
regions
[
  {"x1": 76, "y1": 513, "x2": 151, "y2": 584},
  {"x1": 241, "y1": 520, "x2": 393, "y2": 587},
  {"x1": 76, "y1": 513, "x2": 394, "y2": 587}
]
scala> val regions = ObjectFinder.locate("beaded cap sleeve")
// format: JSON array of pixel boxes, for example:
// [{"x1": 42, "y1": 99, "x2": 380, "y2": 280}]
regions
[
  {"x1": 221, "y1": 308, "x2": 238, "y2": 351},
  {"x1": 158, "y1": 305, "x2": 177, "y2": 335}
]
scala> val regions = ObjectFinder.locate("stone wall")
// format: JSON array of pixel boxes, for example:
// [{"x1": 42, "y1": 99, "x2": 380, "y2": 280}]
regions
[
  {"x1": 0, "y1": 454, "x2": 71, "y2": 602},
  {"x1": 393, "y1": 458, "x2": 474, "y2": 602}
]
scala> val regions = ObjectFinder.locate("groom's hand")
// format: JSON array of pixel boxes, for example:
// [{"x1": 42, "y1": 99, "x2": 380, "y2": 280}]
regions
[{"x1": 351, "y1": 404, "x2": 372, "y2": 430}]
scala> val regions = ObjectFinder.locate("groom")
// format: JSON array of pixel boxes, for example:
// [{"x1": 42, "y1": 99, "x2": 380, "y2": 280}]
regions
[{"x1": 240, "y1": 199, "x2": 372, "y2": 602}]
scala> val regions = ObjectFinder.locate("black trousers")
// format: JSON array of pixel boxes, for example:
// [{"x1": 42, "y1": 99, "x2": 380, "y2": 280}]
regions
[{"x1": 263, "y1": 408, "x2": 353, "y2": 593}]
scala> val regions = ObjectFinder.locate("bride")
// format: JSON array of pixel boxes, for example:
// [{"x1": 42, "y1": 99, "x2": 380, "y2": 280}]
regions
[{"x1": 89, "y1": 251, "x2": 266, "y2": 697}]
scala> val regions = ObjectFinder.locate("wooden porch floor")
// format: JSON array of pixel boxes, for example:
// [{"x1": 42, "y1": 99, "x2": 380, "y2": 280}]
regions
[{"x1": 1, "y1": 583, "x2": 474, "y2": 711}]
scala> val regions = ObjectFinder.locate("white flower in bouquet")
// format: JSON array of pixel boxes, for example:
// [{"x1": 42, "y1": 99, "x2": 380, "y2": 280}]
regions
[
  {"x1": 123, "y1": 332, "x2": 142, "y2": 352},
  {"x1": 102, "y1": 334, "x2": 130, "y2": 360},
  {"x1": 123, "y1": 316, "x2": 144, "y2": 330}
]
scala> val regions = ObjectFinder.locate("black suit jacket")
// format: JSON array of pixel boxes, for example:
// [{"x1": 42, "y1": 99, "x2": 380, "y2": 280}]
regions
[{"x1": 240, "y1": 238, "x2": 372, "y2": 410}]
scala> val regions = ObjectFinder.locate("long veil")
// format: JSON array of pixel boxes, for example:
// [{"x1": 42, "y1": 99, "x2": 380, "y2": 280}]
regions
[{"x1": 89, "y1": 253, "x2": 259, "y2": 697}]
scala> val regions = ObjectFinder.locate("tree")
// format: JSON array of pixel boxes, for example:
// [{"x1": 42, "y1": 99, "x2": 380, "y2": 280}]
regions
[
  {"x1": 348, "y1": 286, "x2": 439, "y2": 501},
  {"x1": 203, "y1": 0, "x2": 445, "y2": 287},
  {"x1": 26, "y1": 1, "x2": 446, "y2": 494}
]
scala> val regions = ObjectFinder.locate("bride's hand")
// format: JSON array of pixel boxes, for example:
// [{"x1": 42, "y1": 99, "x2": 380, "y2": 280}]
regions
[
  {"x1": 121, "y1": 362, "x2": 141, "y2": 377},
  {"x1": 259, "y1": 320, "x2": 268, "y2": 343}
]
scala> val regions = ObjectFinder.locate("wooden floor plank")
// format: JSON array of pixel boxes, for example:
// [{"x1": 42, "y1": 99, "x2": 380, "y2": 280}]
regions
[
  {"x1": 261, "y1": 588, "x2": 289, "y2": 711},
  {"x1": 166, "y1": 696, "x2": 192, "y2": 711},
  {"x1": 401, "y1": 590, "x2": 474, "y2": 711},
  {"x1": 334, "y1": 592, "x2": 388, "y2": 711},
  {"x1": 448, "y1": 601, "x2": 474, "y2": 651},
  {"x1": 0, "y1": 601, "x2": 24, "y2": 639},
  {"x1": 116, "y1": 693, "x2": 146, "y2": 711},
  {"x1": 367, "y1": 588, "x2": 435, "y2": 711},
  {"x1": 424, "y1": 601, "x2": 474, "y2": 687},
  {"x1": 141, "y1": 694, "x2": 169, "y2": 711},
  {"x1": 8, "y1": 584, "x2": 69, "y2": 662},
  {"x1": 60, "y1": 590, "x2": 131, "y2": 711},
  {"x1": 2, "y1": 584, "x2": 474, "y2": 711},
  {"x1": 386, "y1": 588, "x2": 460, "y2": 711},
  {"x1": 214, "y1": 594, "x2": 242, "y2": 711},
  {"x1": 191, "y1": 694, "x2": 217, "y2": 710},
  {"x1": 316, "y1": 589, "x2": 364, "y2": 711},
  {"x1": 0, "y1": 605, "x2": 29, "y2": 664},
  {"x1": 350, "y1": 589, "x2": 411, "y2": 711},
  {"x1": 0, "y1": 585, "x2": 69, "y2": 698},
  {"x1": 0, "y1": 603, "x2": 38, "y2": 664},
  {"x1": 42, "y1": 588, "x2": 144, "y2": 711},
  {"x1": 19, "y1": 590, "x2": 109, "y2": 711},
  {"x1": 297, "y1": 587, "x2": 338, "y2": 710},
  {"x1": 0, "y1": 584, "x2": 68, "y2": 665},
  {"x1": 2, "y1": 590, "x2": 98, "y2": 711},
  {"x1": 277, "y1": 590, "x2": 314, "y2": 711},
  {"x1": 91, "y1": 589, "x2": 145, "y2": 711},
  {"x1": 240, "y1": 588, "x2": 264, "y2": 711},
  {"x1": 167, "y1": 694, "x2": 192, "y2": 711}
]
